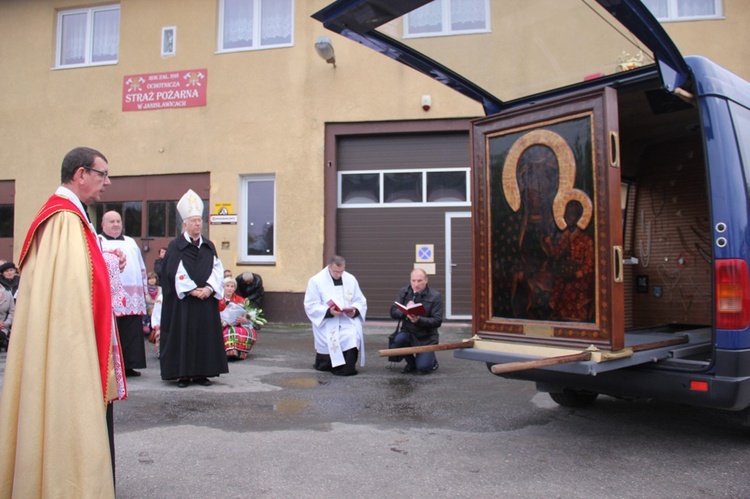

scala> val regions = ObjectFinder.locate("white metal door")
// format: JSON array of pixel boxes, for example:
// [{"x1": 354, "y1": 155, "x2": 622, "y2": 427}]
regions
[{"x1": 445, "y1": 211, "x2": 472, "y2": 319}]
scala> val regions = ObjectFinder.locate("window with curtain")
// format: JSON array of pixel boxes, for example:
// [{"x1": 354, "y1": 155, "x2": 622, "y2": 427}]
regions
[
  {"x1": 642, "y1": 0, "x2": 722, "y2": 21},
  {"x1": 240, "y1": 175, "x2": 276, "y2": 263},
  {"x1": 405, "y1": 0, "x2": 490, "y2": 38},
  {"x1": 219, "y1": 0, "x2": 293, "y2": 52},
  {"x1": 57, "y1": 5, "x2": 120, "y2": 68}
]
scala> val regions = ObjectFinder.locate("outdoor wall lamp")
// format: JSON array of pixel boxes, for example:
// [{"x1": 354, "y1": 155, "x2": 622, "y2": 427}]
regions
[
  {"x1": 140, "y1": 237, "x2": 154, "y2": 252},
  {"x1": 315, "y1": 36, "x2": 336, "y2": 67}
]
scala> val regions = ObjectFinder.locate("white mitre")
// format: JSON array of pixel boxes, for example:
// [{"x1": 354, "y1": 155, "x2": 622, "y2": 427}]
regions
[{"x1": 177, "y1": 189, "x2": 203, "y2": 220}]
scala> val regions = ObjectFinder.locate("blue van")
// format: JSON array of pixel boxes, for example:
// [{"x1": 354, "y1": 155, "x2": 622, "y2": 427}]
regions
[{"x1": 314, "y1": 1, "x2": 750, "y2": 417}]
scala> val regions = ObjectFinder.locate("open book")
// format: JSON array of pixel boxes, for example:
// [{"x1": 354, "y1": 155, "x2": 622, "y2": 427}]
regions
[
  {"x1": 327, "y1": 298, "x2": 356, "y2": 314},
  {"x1": 394, "y1": 301, "x2": 426, "y2": 316}
]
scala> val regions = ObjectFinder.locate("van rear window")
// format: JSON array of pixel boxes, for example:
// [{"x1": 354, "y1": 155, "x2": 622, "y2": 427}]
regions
[{"x1": 729, "y1": 102, "x2": 750, "y2": 191}]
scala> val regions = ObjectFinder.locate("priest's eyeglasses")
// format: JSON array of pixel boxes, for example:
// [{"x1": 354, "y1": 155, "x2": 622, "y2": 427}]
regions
[{"x1": 83, "y1": 166, "x2": 110, "y2": 179}]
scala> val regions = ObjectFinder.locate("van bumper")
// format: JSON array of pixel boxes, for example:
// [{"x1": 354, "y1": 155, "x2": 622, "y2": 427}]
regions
[{"x1": 455, "y1": 347, "x2": 750, "y2": 411}]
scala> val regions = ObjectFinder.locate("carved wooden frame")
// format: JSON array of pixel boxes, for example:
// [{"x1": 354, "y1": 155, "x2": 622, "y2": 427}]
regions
[{"x1": 472, "y1": 87, "x2": 624, "y2": 350}]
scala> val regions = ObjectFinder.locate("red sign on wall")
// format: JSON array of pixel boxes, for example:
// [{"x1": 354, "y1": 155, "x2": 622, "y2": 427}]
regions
[{"x1": 122, "y1": 69, "x2": 207, "y2": 112}]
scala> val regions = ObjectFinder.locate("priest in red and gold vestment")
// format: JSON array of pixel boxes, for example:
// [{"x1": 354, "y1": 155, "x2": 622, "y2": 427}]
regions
[{"x1": 0, "y1": 147, "x2": 127, "y2": 498}]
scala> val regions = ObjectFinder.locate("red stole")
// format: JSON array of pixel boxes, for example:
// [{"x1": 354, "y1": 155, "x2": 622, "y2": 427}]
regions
[{"x1": 20, "y1": 194, "x2": 122, "y2": 403}]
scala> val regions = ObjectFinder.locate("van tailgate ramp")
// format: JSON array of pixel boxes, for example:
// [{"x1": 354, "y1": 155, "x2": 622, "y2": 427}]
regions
[{"x1": 455, "y1": 328, "x2": 710, "y2": 376}]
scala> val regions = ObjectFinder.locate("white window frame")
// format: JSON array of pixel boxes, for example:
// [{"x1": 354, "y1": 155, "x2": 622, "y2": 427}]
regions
[
  {"x1": 403, "y1": 0, "x2": 491, "y2": 39},
  {"x1": 239, "y1": 174, "x2": 276, "y2": 264},
  {"x1": 55, "y1": 5, "x2": 120, "y2": 69},
  {"x1": 338, "y1": 168, "x2": 471, "y2": 209},
  {"x1": 217, "y1": 0, "x2": 294, "y2": 53},
  {"x1": 643, "y1": 0, "x2": 723, "y2": 22},
  {"x1": 161, "y1": 26, "x2": 177, "y2": 57}
]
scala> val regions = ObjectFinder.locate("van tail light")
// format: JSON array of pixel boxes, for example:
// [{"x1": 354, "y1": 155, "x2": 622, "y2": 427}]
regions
[
  {"x1": 715, "y1": 259, "x2": 750, "y2": 329},
  {"x1": 689, "y1": 380, "x2": 709, "y2": 392}
]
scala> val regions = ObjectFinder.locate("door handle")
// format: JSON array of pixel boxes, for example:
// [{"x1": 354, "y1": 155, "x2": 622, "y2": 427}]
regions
[
  {"x1": 613, "y1": 245, "x2": 623, "y2": 283},
  {"x1": 610, "y1": 131, "x2": 620, "y2": 168}
]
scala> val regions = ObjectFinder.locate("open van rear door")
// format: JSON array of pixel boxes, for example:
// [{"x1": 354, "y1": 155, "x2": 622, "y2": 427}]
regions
[{"x1": 312, "y1": 0, "x2": 692, "y2": 114}]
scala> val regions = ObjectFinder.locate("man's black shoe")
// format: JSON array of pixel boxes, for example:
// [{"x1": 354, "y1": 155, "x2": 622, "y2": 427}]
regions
[
  {"x1": 176, "y1": 378, "x2": 190, "y2": 388},
  {"x1": 432, "y1": 361, "x2": 439, "y2": 371},
  {"x1": 125, "y1": 369, "x2": 141, "y2": 377},
  {"x1": 401, "y1": 364, "x2": 416, "y2": 374},
  {"x1": 193, "y1": 377, "x2": 212, "y2": 386}
]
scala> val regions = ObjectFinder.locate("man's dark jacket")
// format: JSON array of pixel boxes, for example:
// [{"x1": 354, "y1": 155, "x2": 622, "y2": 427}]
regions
[
  {"x1": 235, "y1": 273, "x2": 264, "y2": 307},
  {"x1": 389, "y1": 284, "x2": 443, "y2": 346}
]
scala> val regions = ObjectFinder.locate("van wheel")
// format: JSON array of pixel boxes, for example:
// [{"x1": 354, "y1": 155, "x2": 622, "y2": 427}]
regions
[{"x1": 549, "y1": 389, "x2": 598, "y2": 408}]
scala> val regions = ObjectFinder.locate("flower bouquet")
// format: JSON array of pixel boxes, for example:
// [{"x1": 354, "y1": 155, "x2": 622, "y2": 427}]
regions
[{"x1": 243, "y1": 299, "x2": 268, "y2": 329}]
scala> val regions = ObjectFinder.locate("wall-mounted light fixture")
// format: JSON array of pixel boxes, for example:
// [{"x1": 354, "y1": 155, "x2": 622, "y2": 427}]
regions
[
  {"x1": 315, "y1": 36, "x2": 336, "y2": 67},
  {"x1": 140, "y1": 237, "x2": 154, "y2": 253}
]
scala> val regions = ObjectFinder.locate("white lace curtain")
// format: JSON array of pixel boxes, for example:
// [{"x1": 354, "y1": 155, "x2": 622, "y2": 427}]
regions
[
  {"x1": 92, "y1": 9, "x2": 120, "y2": 62},
  {"x1": 61, "y1": 13, "x2": 87, "y2": 65},
  {"x1": 408, "y1": 0, "x2": 443, "y2": 32},
  {"x1": 224, "y1": 0, "x2": 254, "y2": 46},
  {"x1": 643, "y1": 0, "x2": 717, "y2": 19},
  {"x1": 677, "y1": 0, "x2": 716, "y2": 16},
  {"x1": 61, "y1": 8, "x2": 119, "y2": 65},
  {"x1": 409, "y1": 0, "x2": 486, "y2": 33},
  {"x1": 223, "y1": 0, "x2": 292, "y2": 48},
  {"x1": 261, "y1": 0, "x2": 292, "y2": 45},
  {"x1": 451, "y1": 0, "x2": 487, "y2": 29}
]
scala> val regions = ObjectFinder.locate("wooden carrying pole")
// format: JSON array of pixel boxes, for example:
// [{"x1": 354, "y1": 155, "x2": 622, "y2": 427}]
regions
[
  {"x1": 378, "y1": 340, "x2": 474, "y2": 357},
  {"x1": 490, "y1": 351, "x2": 592, "y2": 374}
]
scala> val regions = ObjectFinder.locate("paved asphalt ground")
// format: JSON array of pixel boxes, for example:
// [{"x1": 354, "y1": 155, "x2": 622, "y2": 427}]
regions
[{"x1": 3, "y1": 322, "x2": 750, "y2": 498}]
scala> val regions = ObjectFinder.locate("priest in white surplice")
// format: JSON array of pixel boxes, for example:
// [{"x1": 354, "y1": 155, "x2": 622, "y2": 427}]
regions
[
  {"x1": 304, "y1": 255, "x2": 367, "y2": 376},
  {"x1": 99, "y1": 210, "x2": 149, "y2": 377}
]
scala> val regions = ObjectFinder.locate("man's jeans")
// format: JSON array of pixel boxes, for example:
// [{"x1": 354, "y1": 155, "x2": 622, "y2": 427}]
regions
[{"x1": 391, "y1": 331, "x2": 436, "y2": 373}]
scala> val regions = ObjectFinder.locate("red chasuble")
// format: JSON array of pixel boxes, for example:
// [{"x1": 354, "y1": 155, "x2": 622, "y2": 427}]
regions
[{"x1": 19, "y1": 194, "x2": 126, "y2": 403}]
